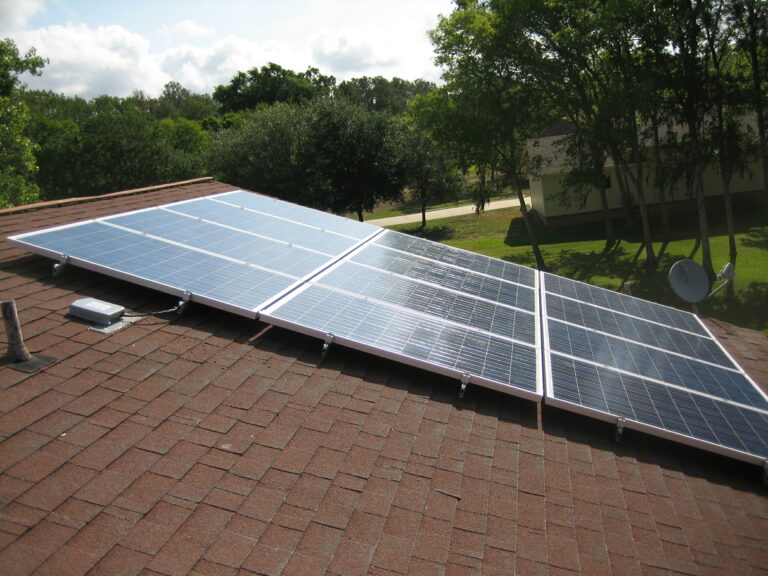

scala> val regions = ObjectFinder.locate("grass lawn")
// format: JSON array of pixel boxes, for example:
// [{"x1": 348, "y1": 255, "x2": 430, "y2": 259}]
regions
[{"x1": 389, "y1": 206, "x2": 768, "y2": 335}]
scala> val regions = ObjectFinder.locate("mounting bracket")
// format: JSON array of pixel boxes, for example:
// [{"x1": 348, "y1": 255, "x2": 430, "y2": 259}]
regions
[
  {"x1": 176, "y1": 291, "x2": 192, "y2": 315},
  {"x1": 52, "y1": 254, "x2": 69, "y2": 277},
  {"x1": 321, "y1": 333, "x2": 334, "y2": 359},
  {"x1": 458, "y1": 372, "x2": 470, "y2": 399},
  {"x1": 615, "y1": 417, "x2": 626, "y2": 442}
]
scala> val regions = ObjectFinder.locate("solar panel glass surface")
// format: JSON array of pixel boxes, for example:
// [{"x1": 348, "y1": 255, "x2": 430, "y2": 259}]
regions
[
  {"x1": 262, "y1": 229, "x2": 542, "y2": 399},
  {"x1": 8, "y1": 191, "x2": 378, "y2": 315},
  {"x1": 10, "y1": 189, "x2": 767, "y2": 464},
  {"x1": 215, "y1": 190, "x2": 379, "y2": 240},
  {"x1": 541, "y1": 272, "x2": 768, "y2": 463},
  {"x1": 263, "y1": 284, "x2": 540, "y2": 397}
]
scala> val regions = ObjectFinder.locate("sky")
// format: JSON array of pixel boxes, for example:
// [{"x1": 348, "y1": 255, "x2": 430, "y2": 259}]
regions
[{"x1": 1, "y1": 0, "x2": 455, "y2": 99}]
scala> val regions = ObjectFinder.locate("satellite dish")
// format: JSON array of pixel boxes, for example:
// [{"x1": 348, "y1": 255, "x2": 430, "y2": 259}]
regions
[{"x1": 669, "y1": 259, "x2": 709, "y2": 304}]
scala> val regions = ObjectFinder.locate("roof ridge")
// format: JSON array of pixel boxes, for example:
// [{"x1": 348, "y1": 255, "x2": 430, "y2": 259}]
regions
[{"x1": 0, "y1": 177, "x2": 215, "y2": 217}]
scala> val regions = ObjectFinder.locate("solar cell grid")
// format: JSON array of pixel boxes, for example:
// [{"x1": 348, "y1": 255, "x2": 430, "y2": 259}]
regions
[
  {"x1": 544, "y1": 273, "x2": 706, "y2": 335},
  {"x1": 374, "y1": 230, "x2": 536, "y2": 287},
  {"x1": 549, "y1": 355, "x2": 768, "y2": 459},
  {"x1": 262, "y1": 284, "x2": 540, "y2": 397},
  {"x1": 164, "y1": 198, "x2": 362, "y2": 255},
  {"x1": 351, "y1": 243, "x2": 536, "y2": 311},
  {"x1": 106, "y1": 209, "x2": 331, "y2": 277},
  {"x1": 11, "y1": 188, "x2": 768, "y2": 466},
  {"x1": 545, "y1": 294, "x2": 732, "y2": 366},
  {"x1": 547, "y1": 319, "x2": 766, "y2": 408},
  {"x1": 216, "y1": 190, "x2": 378, "y2": 239},
  {"x1": 313, "y1": 262, "x2": 537, "y2": 344}
]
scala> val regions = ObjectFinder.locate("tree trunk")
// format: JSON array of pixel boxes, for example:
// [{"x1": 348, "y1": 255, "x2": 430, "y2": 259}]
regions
[
  {"x1": 357, "y1": 207, "x2": 364, "y2": 222},
  {"x1": 421, "y1": 192, "x2": 427, "y2": 229},
  {"x1": 628, "y1": 154, "x2": 656, "y2": 268},
  {"x1": 593, "y1": 151, "x2": 615, "y2": 248},
  {"x1": 608, "y1": 144, "x2": 635, "y2": 229},
  {"x1": 722, "y1": 171, "x2": 737, "y2": 297},
  {"x1": 476, "y1": 168, "x2": 486, "y2": 213},
  {"x1": 651, "y1": 122, "x2": 671, "y2": 242},
  {"x1": 516, "y1": 182, "x2": 546, "y2": 270},
  {"x1": 597, "y1": 183, "x2": 615, "y2": 249},
  {"x1": 694, "y1": 163, "x2": 715, "y2": 286}
]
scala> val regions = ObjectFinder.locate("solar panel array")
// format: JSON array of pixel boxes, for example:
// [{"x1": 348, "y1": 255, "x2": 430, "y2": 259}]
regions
[
  {"x1": 8, "y1": 189, "x2": 768, "y2": 465},
  {"x1": 9, "y1": 191, "x2": 379, "y2": 316},
  {"x1": 541, "y1": 273, "x2": 768, "y2": 463}
]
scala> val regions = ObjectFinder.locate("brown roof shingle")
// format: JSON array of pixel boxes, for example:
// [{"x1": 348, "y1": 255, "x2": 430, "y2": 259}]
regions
[{"x1": 1, "y1": 179, "x2": 767, "y2": 576}]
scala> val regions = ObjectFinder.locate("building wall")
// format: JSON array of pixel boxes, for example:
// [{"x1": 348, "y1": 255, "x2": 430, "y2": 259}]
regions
[{"x1": 531, "y1": 157, "x2": 766, "y2": 222}]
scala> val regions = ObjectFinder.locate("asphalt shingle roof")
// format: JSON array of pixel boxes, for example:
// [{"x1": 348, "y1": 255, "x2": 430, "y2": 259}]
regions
[{"x1": 1, "y1": 178, "x2": 767, "y2": 576}]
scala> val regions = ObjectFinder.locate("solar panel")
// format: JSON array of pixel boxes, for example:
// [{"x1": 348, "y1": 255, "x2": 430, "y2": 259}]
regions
[
  {"x1": 9, "y1": 188, "x2": 767, "y2": 466},
  {"x1": 541, "y1": 272, "x2": 768, "y2": 464},
  {"x1": 261, "y1": 230, "x2": 541, "y2": 399},
  {"x1": 8, "y1": 192, "x2": 379, "y2": 317},
  {"x1": 8, "y1": 192, "x2": 543, "y2": 403}
]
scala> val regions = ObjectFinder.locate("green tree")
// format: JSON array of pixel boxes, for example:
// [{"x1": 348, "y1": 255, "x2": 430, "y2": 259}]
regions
[
  {"x1": 430, "y1": 1, "x2": 552, "y2": 269},
  {"x1": 78, "y1": 96, "x2": 165, "y2": 194},
  {"x1": 401, "y1": 125, "x2": 460, "y2": 228},
  {"x1": 661, "y1": 0, "x2": 718, "y2": 285},
  {"x1": 156, "y1": 117, "x2": 210, "y2": 182},
  {"x1": 154, "y1": 81, "x2": 219, "y2": 120},
  {"x1": 24, "y1": 90, "x2": 90, "y2": 200},
  {"x1": 305, "y1": 98, "x2": 407, "y2": 220},
  {"x1": 729, "y1": 0, "x2": 768, "y2": 200},
  {"x1": 0, "y1": 38, "x2": 46, "y2": 208},
  {"x1": 213, "y1": 63, "x2": 335, "y2": 113},
  {"x1": 209, "y1": 103, "x2": 314, "y2": 203},
  {"x1": 337, "y1": 76, "x2": 435, "y2": 115},
  {"x1": 702, "y1": 1, "x2": 755, "y2": 290}
]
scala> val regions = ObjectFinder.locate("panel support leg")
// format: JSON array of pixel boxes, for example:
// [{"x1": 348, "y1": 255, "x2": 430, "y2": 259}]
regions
[
  {"x1": 762, "y1": 461, "x2": 768, "y2": 485},
  {"x1": 176, "y1": 291, "x2": 192, "y2": 315},
  {"x1": 615, "y1": 417, "x2": 626, "y2": 442},
  {"x1": 52, "y1": 254, "x2": 69, "y2": 277},
  {"x1": 321, "y1": 333, "x2": 334, "y2": 359},
  {"x1": 458, "y1": 372, "x2": 470, "y2": 399}
]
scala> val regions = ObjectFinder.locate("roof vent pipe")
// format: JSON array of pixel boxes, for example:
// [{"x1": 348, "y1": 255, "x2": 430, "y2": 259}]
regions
[
  {"x1": 2, "y1": 300, "x2": 55, "y2": 373},
  {"x1": 2, "y1": 300, "x2": 32, "y2": 363}
]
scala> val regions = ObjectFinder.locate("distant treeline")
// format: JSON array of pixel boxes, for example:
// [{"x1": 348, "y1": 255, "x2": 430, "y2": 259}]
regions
[
  {"x1": 3, "y1": 0, "x2": 767, "y2": 279},
  {"x1": 16, "y1": 68, "x2": 452, "y2": 221}
]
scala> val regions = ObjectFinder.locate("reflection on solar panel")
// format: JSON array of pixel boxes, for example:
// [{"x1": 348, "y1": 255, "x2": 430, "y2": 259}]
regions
[
  {"x1": 8, "y1": 191, "x2": 380, "y2": 316},
  {"x1": 541, "y1": 273, "x2": 768, "y2": 464},
  {"x1": 8, "y1": 189, "x2": 768, "y2": 466},
  {"x1": 261, "y1": 230, "x2": 541, "y2": 399}
]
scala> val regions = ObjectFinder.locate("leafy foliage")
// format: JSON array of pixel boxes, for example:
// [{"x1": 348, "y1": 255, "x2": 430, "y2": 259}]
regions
[
  {"x1": 336, "y1": 76, "x2": 435, "y2": 115},
  {"x1": 305, "y1": 98, "x2": 408, "y2": 220},
  {"x1": 213, "y1": 63, "x2": 335, "y2": 113},
  {"x1": 210, "y1": 103, "x2": 314, "y2": 204},
  {"x1": 0, "y1": 38, "x2": 47, "y2": 208}
]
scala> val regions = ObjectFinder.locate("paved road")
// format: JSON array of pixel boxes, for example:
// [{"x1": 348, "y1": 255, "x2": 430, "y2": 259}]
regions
[{"x1": 366, "y1": 196, "x2": 528, "y2": 227}]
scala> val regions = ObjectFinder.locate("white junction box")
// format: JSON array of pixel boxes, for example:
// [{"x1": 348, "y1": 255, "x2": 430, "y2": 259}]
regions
[{"x1": 69, "y1": 297, "x2": 125, "y2": 325}]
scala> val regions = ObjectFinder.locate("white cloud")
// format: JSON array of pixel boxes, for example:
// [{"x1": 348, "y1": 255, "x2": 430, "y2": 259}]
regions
[
  {"x1": 158, "y1": 36, "x2": 276, "y2": 93},
  {"x1": 311, "y1": 35, "x2": 394, "y2": 75},
  {"x1": 15, "y1": 23, "x2": 169, "y2": 98},
  {"x1": 11, "y1": 0, "x2": 453, "y2": 97},
  {"x1": 158, "y1": 19, "x2": 215, "y2": 40},
  {"x1": 0, "y1": 0, "x2": 45, "y2": 33}
]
